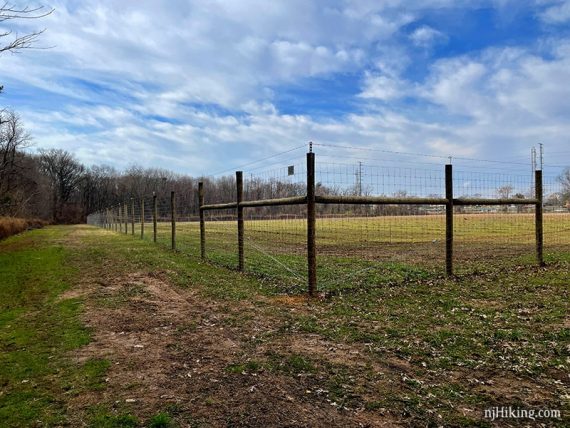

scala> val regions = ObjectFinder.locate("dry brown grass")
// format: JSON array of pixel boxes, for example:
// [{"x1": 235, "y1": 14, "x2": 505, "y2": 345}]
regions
[{"x1": 0, "y1": 217, "x2": 47, "y2": 240}]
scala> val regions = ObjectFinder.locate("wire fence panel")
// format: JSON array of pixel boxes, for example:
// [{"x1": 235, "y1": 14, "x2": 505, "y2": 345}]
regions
[
  {"x1": 543, "y1": 175, "x2": 570, "y2": 253},
  {"x1": 452, "y1": 170, "x2": 537, "y2": 268},
  {"x1": 203, "y1": 208, "x2": 238, "y2": 268},
  {"x1": 86, "y1": 146, "x2": 569, "y2": 296},
  {"x1": 243, "y1": 205, "x2": 307, "y2": 293}
]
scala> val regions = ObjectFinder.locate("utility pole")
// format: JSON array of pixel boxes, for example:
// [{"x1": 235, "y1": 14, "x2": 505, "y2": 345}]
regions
[
  {"x1": 356, "y1": 161, "x2": 363, "y2": 196},
  {"x1": 531, "y1": 147, "x2": 537, "y2": 196}
]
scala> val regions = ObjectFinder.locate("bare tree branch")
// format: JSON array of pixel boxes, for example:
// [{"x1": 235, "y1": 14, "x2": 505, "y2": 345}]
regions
[{"x1": 0, "y1": 3, "x2": 53, "y2": 55}]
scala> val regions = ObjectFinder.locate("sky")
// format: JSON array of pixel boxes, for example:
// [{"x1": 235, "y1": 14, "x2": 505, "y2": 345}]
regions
[{"x1": 1, "y1": 0, "x2": 570, "y2": 176}]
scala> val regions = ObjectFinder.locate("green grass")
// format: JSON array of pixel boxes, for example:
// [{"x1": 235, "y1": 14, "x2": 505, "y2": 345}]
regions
[
  {"x1": 0, "y1": 228, "x2": 95, "y2": 426},
  {"x1": 2, "y1": 224, "x2": 568, "y2": 426},
  {"x1": 131, "y1": 212, "x2": 570, "y2": 293}
]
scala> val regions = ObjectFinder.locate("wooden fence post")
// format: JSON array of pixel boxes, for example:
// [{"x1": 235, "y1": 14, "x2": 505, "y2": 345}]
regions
[
  {"x1": 140, "y1": 198, "x2": 145, "y2": 239},
  {"x1": 124, "y1": 202, "x2": 128, "y2": 234},
  {"x1": 153, "y1": 193, "x2": 158, "y2": 243},
  {"x1": 307, "y1": 151, "x2": 317, "y2": 296},
  {"x1": 236, "y1": 171, "x2": 244, "y2": 271},
  {"x1": 445, "y1": 164, "x2": 454, "y2": 276},
  {"x1": 199, "y1": 182, "x2": 205, "y2": 259},
  {"x1": 118, "y1": 205, "x2": 122, "y2": 233},
  {"x1": 131, "y1": 198, "x2": 135, "y2": 235},
  {"x1": 171, "y1": 191, "x2": 176, "y2": 250},
  {"x1": 535, "y1": 169, "x2": 544, "y2": 266}
]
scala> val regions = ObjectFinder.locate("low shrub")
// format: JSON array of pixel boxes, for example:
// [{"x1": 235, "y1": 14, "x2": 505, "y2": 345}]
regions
[{"x1": 0, "y1": 217, "x2": 48, "y2": 240}]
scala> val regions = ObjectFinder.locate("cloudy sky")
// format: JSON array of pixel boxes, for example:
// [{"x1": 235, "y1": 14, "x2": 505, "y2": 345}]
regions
[{"x1": 1, "y1": 0, "x2": 570, "y2": 175}]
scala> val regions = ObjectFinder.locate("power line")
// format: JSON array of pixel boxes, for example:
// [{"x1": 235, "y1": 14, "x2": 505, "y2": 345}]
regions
[
  {"x1": 312, "y1": 142, "x2": 533, "y2": 166},
  {"x1": 209, "y1": 144, "x2": 307, "y2": 176}
]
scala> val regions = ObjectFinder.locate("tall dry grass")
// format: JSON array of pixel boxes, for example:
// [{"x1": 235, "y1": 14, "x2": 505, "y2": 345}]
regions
[{"x1": 0, "y1": 217, "x2": 47, "y2": 240}]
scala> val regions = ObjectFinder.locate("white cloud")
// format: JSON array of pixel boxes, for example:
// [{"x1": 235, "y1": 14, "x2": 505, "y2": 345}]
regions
[
  {"x1": 409, "y1": 25, "x2": 448, "y2": 48},
  {"x1": 1, "y1": 0, "x2": 570, "y2": 175},
  {"x1": 540, "y1": 0, "x2": 570, "y2": 24},
  {"x1": 358, "y1": 72, "x2": 408, "y2": 101}
]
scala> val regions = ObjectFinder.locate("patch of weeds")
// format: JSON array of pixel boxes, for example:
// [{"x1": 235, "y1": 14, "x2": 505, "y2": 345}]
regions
[
  {"x1": 326, "y1": 370, "x2": 360, "y2": 408},
  {"x1": 204, "y1": 396, "x2": 218, "y2": 406},
  {"x1": 89, "y1": 410, "x2": 139, "y2": 428},
  {"x1": 265, "y1": 352, "x2": 315, "y2": 375},
  {"x1": 225, "y1": 360, "x2": 262, "y2": 374},
  {"x1": 148, "y1": 412, "x2": 175, "y2": 428},
  {"x1": 81, "y1": 358, "x2": 111, "y2": 391}
]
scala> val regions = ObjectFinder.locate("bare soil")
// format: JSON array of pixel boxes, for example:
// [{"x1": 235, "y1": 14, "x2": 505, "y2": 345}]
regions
[{"x1": 67, "y1": 269, "x2": 400, "y2": 427}]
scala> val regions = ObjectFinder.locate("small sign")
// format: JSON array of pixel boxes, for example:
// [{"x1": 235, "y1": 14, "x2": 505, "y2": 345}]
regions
[{"x1": 288, "y1": 165, "x2": 295, "y2": 176}]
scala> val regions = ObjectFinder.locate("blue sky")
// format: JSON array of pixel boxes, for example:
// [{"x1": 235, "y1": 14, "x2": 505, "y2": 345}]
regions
[{"x1": 1, "y1": 0, "x2": 570, "y2": 175}]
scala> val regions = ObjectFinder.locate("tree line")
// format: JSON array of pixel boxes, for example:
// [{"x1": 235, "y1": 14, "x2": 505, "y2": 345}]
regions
[{"x1": 3, "y1": 107, "x2": 570, "y2": 223}]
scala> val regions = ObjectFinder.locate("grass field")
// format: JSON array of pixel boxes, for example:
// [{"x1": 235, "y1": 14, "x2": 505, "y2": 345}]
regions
[
  {"x1": 0, "y1": 225, "x2": 568, "y2": 426},
  {"x1": 133, "y1": 212, "x2": 570, "y2": 293}
]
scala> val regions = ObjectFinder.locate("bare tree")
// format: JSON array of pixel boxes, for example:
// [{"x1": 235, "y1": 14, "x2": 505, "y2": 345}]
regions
[
  {"x1": 558, "y1": 167, "x2": 570, "y2": 210},
  {"x1": 0, "y1": 109, "x2": 32, "y2": 213},
  {"x1": 496, "y1": 185, "x2": 514, "y2": 212},
  {"x1": 0, "y1": 2, "x2": 53, "y2": 92},
  {"x1": 39, "y1": 149, "x2": 85, "y2": 222}
]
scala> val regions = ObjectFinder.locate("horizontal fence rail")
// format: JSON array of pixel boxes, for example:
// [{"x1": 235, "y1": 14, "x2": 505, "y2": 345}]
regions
[{"x1": 85, "y1": 149, "x2": 563, "y2": 297}]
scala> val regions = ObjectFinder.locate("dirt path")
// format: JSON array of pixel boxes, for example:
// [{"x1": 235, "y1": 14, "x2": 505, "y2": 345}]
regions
[{"x1": 64, "y1": 228, "x2": 399, "y2": 427}]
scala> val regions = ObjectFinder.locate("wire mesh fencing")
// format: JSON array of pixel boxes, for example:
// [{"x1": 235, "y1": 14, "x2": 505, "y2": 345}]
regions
[{"x1": 87, "y1": 146, "x2": 570, "y2": 296}]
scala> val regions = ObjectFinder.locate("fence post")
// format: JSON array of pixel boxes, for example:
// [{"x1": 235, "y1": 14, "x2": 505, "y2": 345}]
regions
[
  {"x1": 153, "y1": 193, "x2": 158, "y2": 243},
  {"x1": 535, "y1": 169, "x2": 544, "y2": 266},
  {"x1": 236, "y1": 171, "x2": 244, "y2": 271},
  {"x1": 445, "y1": 164, "x2": 454, "y2": 276},
  {"x1": 131, "y1": 198, "x2": 135, "y2": 235},
  {"x1": 118, "y1": 205, "x2": 122, "y2": 233},
  {"x1": 124, "y1": 202, "x2": 128, "y2": 234},
  {"x1": 199, "y1": 182, "x2": 205, "y2": 259},
  {"x1": 307, "y1": 151, "x2": 317, "y2": 296},
  {"x1": 171, "y1": 190, "x2": 176, "y2": 250},
  {"x1": 140, "y1": 198, "x2": 145, "y2": 239}
]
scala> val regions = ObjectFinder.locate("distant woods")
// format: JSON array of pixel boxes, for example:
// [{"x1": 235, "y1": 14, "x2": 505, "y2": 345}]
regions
[
  {"x1": 0, "y1": 108, "x2": 304, "y2": 222},
  {"x1": 2, "y1": 106, "x2": 570, "y2": 223}
]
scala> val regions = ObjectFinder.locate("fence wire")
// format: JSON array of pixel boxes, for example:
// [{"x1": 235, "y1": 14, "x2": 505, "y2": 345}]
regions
[{"x1": 87, "y1": 147, "x2": 570, "y2": 295}]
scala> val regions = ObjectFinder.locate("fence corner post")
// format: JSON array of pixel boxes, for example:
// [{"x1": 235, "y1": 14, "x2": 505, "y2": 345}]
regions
[
  {"x1": 153, "y1": 193, "x2": 158, "y2": 243},
  {"x1": 198, "y1": 182, "x2": 206, "y2": 259},
  {"x1": 236, "y1": 171, "x2": 244, "y2": 271},
  {"x1": 535, "y1": 169, "x2": 544, "y2": 266},
  {"x1": 445, "y1": 164, "x2": 454, "y2": 276},
  {"x1": 171, "y1": 190, "x2": 176, "y2": 250},
  {"x1": 307, "y1": 151, "x2": 317, "y2": 296}
]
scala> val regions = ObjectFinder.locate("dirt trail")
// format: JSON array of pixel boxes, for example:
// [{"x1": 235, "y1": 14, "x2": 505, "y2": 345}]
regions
[{"x1": 64, "y1": 230, "x2": 399, "y2": 427}]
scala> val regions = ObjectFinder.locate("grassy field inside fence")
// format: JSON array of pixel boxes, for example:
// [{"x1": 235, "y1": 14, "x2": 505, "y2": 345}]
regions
[
  {"x1": 135, "y1": 212, "x2": 570, "y2": 293},
  {"x1": 1, "y1": 225, "x2": 568, "y2": 426}
]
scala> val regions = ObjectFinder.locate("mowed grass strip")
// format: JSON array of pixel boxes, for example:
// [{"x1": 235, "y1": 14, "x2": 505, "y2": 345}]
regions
[{"x1": 0, "y1": 228, "x2": 110, "y2": 426}]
